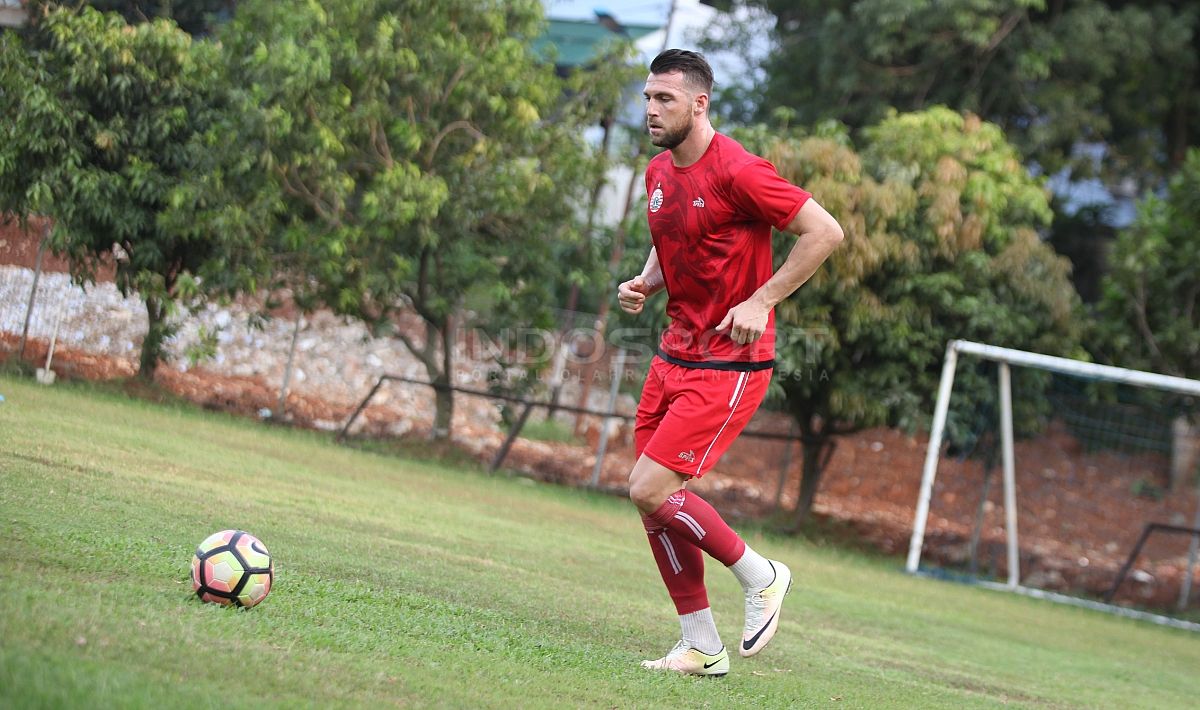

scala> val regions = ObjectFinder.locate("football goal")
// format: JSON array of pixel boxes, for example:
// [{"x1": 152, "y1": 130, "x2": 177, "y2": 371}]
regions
[{"x1": 906, "y1": 340, "x2": 1200, "y2": 630}]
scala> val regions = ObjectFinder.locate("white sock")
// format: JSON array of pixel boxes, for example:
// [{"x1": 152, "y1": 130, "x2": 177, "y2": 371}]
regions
[
  {"x1": 679, "y1": 608, "x2": 723, "y2": 655},
  {"x1": 728, "y1": 546, "x2": 774, "y2": 590}
]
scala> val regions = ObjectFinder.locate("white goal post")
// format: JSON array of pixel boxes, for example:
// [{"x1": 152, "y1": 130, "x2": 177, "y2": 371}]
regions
[{"x1": 906, "y1": 339, "x2": 1200, "y2": 589}]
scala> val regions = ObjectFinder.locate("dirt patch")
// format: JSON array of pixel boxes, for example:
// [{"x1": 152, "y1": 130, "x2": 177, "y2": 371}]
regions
[{"x1": 0, "y1": 218, "x2": 116, "y2": 281}]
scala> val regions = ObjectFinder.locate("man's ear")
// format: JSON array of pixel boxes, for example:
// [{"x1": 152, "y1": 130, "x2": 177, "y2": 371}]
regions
[{"x1": 694, "y1": 92, "x2": 709, "y2": 116}]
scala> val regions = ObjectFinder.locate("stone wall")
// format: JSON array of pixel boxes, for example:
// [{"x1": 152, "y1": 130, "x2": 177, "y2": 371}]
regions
[{"x1": 0, "y1": 264, "x2": 637, "y2": 440}]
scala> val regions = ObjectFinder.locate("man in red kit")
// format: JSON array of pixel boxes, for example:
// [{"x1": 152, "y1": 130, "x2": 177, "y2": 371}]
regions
[{"x1": 618, "y1": 49, "x2": 844, "y2": 677}]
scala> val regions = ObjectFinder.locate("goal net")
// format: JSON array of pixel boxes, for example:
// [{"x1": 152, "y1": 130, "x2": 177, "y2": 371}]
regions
[{"x1": 906, "y1": 340, "x2": 1200, "y2": 629}]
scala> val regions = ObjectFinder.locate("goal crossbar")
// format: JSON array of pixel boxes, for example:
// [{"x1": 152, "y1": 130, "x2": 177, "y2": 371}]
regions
[
  {"x1": 906, "y1": 339, "x2": 1200, "y2": 587},
  {"x1": 949, "y1": 341, "x2": 1200, "y2": 397}
]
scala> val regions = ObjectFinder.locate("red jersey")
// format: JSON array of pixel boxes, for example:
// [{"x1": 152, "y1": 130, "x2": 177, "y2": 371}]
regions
[{"x1": 645, "y1": 133, "x2": 811, "y2": 368}]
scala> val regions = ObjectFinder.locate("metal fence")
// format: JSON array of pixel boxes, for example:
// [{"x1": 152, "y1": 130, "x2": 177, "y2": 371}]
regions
[
  {"x1": 2, "y1": 263, "x2": 805, "y2": 513},
  {"x1": 337, "y1": 367, "x2": 801, "y2": 503}
]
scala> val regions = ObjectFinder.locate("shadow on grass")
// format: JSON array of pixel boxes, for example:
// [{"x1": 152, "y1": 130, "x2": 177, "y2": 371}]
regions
[
  {"x1": 0, "y1": 357, "x2": 36, "y2": 378},
  {"x1": 343, "y1": 434, "x2": 488, "y2": 472},
  {"x1": 3, "y1": 359, "x2": 897, "y2": 556},
  {"x1": 749, "y1": 509, "x2": 897, "y2": 560},
  {"x1": 0, "y1": 364, "x2": 271, "y2": 424},
  {"x1": 69, "y1": 374, "x2": 201, "y2": 409}
]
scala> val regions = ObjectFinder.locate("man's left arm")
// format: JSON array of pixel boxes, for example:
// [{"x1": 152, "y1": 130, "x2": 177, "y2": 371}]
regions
[{"x1": 715, "y1": 200, "x2": 844, "y2": 345}]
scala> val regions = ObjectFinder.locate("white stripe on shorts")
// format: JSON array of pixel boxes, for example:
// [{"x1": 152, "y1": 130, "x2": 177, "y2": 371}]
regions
[
  {"x1": 728, "y1": 371, "x2": 748, "y2": 408},
  {"x1": 696, "y1": 372, "x2": 751, "y2": 475}
]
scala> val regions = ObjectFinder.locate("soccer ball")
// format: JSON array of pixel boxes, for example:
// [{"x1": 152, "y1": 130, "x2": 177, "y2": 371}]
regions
[{"x1": 191, "y1": 530, "x2": 274, "y2": 608}]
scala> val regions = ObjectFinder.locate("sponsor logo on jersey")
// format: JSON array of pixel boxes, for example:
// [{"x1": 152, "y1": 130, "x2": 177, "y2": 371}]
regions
[
  {"x1": 677, "y1": 449, "x2": 696, "y2": 463},
  {"x1": 692, "y1": 197, "x2": 705, "y2": 208}
]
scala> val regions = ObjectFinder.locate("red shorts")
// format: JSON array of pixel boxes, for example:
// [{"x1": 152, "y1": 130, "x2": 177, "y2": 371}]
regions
[{"x1": 634, "y1": 356, "x2": 771, "y2": 478}]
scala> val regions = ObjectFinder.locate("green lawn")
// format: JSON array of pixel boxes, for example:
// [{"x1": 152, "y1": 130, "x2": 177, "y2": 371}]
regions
[{"x1": 1, "y1": 374, "x2": 1198, "y2": 709}]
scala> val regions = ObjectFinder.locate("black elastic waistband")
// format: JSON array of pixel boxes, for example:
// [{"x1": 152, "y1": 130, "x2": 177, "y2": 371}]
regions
[{"x1": 656, "y1": 349, "x2": 775, "y2": 372}]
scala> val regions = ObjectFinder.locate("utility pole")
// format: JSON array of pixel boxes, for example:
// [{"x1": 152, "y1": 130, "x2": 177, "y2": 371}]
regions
[{"x1": 573, "y1": 0, "x2": 678, "y2": 435}]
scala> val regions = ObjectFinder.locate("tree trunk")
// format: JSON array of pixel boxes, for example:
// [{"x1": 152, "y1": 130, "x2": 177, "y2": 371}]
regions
[
  {"x1": 397, "y1": 311, "x2": 455, "y2": 441},
  {"x1": 573, "y1": 153, "x2": 642, "y2": 437},
  {"x1": 432, "y1": 373, "x2": 454, "y2": 440},
  {"x1": 968, "y1": 435, "x2": 999, "y2": 575},
  {"x1": 1170, "y1": 415, "x2": 1200, "y2": 491},
  {"x1": 17, "y1": 226, "x2": 49, "y2": 362},
  {"x1": 430, "y1": 313, "x2": 455, "y2": 440},
  {"x1": 793, "y1": 433, "x2": 835, "y2": 528},
  {"x1": 562, "y1": 111, "x2": 613, "y2": 318},
  {"x1": 138, "y1": 294, "x2": 168, "y2": 380},
  {"x1": 967, "y1": 462, "x2": 996, "y2": 576}
]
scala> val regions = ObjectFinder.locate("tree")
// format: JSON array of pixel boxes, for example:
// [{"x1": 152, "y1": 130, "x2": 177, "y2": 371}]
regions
[
  {"x1": 202, "y1": 0, "x2": 619, "y2": 439},
  {"x1": 745, "y1": 0, "x2": 1198, "y2": 194},
  {"x1": 1045, "y1": 201, "x2": 1116, "y2": 303},
  {"x1": 737, "y1": 109, "x2": 1083, "y2": 524},
  {"x1": 0, "y1": 7, "x2": 236, "y2": 378},
  {"x1": 1097, "y1": 148, "x2": 1200, "y2": 381},
  {"x1": 26, "y1": 1, "x2": 237, "y2": 35}
]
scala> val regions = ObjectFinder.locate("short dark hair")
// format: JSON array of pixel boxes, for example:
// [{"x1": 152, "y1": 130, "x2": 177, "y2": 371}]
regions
[{"x1": 649, "y1": 49, "x2": 714, "y2": 94}]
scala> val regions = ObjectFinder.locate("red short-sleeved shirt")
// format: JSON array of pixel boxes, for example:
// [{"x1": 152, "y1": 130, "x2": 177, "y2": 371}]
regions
[{"x1": 645, "y1": 133, "x2": 811, "y2": 368}]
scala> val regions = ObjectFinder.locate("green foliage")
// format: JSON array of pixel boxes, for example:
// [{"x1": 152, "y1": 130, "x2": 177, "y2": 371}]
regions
[
  {"x1": 747, "y1": 109, "x2": 1081, "y2": 435},
  {"x1": 190, "y1": 0, "x2": 623, "y2": 435},
  {"x1": 1097, "y1": 149, "x2": 1200, "y2": 380},
  {"x1": 749, "y1": 0, "x2": 1199, "y2": 191},
  {"x1": 735, "y1": 108, "x2": 1083, "y2": 518},
  {"x1": 33, "y1": 1, "x2": 237, "y2": 34},
  {"x1": 0, "y1": 7, "x2": 234, "y2": 377},
  {"x1": 182, "y1": 323, "x2": 221, "y2": 367}
]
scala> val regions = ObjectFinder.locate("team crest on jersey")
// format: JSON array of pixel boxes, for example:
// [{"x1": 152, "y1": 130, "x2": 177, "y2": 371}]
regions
[{"x1": 649, "y1": 186, "x2": 664, "y2": 213}]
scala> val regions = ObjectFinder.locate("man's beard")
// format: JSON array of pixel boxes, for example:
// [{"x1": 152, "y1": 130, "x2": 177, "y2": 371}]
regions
[{"x1": 649, "y1": 119, "x2": 692, "y2": 149}]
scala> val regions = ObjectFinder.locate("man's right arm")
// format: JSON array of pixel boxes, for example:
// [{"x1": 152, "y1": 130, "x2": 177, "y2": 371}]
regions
[{"x1": 618, "y1": 247, "x2": 665, "y2": 315}]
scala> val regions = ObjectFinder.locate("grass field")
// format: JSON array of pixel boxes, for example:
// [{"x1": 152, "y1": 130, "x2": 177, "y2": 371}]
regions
[{"x1": 2, "y1": 374, "x2": 1199, "y2": 709}]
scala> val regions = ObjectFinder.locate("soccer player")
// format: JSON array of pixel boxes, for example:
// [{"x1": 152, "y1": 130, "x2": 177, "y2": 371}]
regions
[{"x1": 618, "y1": 49, "x2": 844, "y2": 677}]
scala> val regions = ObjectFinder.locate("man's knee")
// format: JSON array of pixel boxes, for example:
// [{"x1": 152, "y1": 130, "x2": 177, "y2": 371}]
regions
[
  {"x1": 628, "y1": 457, "x2": 685, "y2": 513},
  {"x1": 628, "y1": 473, "x2": 661, "y2": 512}
]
